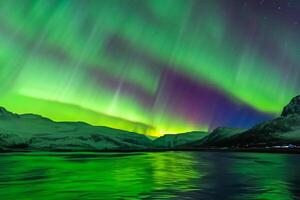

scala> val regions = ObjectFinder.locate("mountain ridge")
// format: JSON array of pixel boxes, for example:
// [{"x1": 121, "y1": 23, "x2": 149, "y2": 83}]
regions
[
  {"x1": 0, "y1": 107, "x2": 153, "y2": 151},
  {"x1": 1, "y1": 95, "x2": 300, "y2": 152}
]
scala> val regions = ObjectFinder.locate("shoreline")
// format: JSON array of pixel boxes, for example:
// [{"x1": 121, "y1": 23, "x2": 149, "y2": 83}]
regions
[{"x1": 1, "y1": 147, "x2": 300, "y2": 154}]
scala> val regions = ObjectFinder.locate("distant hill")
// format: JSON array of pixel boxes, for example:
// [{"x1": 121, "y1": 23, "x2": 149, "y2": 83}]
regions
[
  {"x1": 180, "y1": 128, "x2": 244, "y2": 148},
  {"x1": 153, "y1": 131, "x2": 208, "y2": 148}
]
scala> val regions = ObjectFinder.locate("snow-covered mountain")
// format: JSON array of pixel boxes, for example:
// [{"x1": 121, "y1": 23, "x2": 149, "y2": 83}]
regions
[
  {"x1": 0, "y1": 107, "x2": 152, "y2": 151},
  {"x1": 183, "y1": 95, "x2": 300, "y2": 148}
]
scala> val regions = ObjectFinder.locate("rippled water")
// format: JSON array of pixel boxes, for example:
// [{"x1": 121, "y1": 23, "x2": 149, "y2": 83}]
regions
[{"x1": 0, "y1": 152, "x2": 299, "y2": 200}]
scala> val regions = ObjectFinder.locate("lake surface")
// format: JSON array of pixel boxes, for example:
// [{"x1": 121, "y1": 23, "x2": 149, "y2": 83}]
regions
[{"x1": 0, "y1": 152, "x2": 299, "y2": 200}]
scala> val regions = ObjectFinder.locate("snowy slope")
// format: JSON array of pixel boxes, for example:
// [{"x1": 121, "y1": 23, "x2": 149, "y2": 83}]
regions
[{"x1": 0, "y1": 107, "x2": 152, "y2": 151}]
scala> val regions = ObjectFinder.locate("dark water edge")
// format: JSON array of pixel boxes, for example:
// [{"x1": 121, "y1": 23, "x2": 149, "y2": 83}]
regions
[
  {"x1": 1, "y1": 147, "x2": 300, "y2": 154},
  {"x1": 1, "y1": 151, "x2": 300, "y2": 200}
]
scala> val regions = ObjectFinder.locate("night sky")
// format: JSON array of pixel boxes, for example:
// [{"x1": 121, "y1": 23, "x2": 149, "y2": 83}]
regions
[{"x1": 0, "y1": 0, "x2": 299, "y2": 136}]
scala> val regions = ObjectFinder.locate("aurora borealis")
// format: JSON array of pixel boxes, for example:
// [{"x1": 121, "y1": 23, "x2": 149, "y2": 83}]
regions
[{"x1": 0, "y1": 0, "x2": 299, "y2": 136}]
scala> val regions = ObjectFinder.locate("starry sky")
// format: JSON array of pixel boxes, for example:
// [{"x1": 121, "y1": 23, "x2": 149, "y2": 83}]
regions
[{"x1": 0, "y1": 0, "x2": 299, "y2": 136}]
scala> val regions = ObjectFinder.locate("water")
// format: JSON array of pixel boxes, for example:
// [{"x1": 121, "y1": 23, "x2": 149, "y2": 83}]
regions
[{"x1": 0, "y1": 152, "x2": 299, "y2": 200}]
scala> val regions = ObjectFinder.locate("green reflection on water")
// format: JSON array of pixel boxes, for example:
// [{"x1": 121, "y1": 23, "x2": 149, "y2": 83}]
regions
[
  {"x1": 0, "y1": 152, "x2": 299, "y2": 200},
  {"x1": 0, "y1": 152, "x2": 202, "y2": 200},
  {"x1": 231, "y1": 153, "x2": 294, "y2": 200}
]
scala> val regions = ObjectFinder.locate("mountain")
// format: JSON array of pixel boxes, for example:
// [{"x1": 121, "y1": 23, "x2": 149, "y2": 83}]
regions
[
  {"x1": 181, "y1": 127, "x2": 244, "y2": 148},
  {"x1": 229, "y1": 95, "x2": 300, "y2": 147},
  {"x1": 153, "y1": 131, "x2": 207, "y2": 148},
  {"x1": 1, "y1": 95, "x2": 300, "y2": 152},
  {"x1": 0, "y1": 107, "x2": 152, "y2": 151},
  {"x1": 229, "y1": 115, "x2": 300, "y2": 148},
  {"x1": 183, "y1": 95, "x2": 300, "y2": 149}
]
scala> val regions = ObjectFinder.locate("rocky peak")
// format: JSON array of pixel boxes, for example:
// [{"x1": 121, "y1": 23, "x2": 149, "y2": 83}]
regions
[{"x1": 281, "y1": 95, "x2": 300, "y2": 117}]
